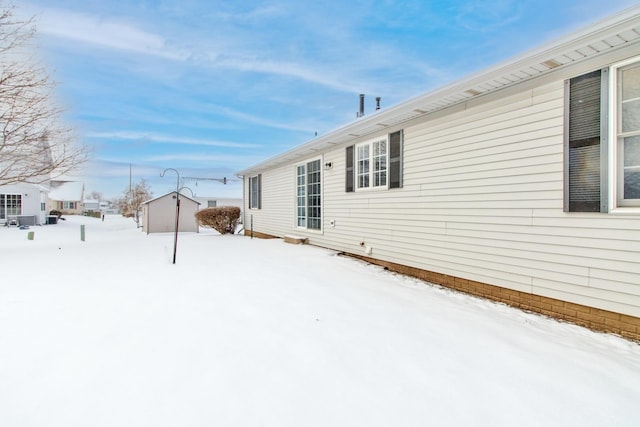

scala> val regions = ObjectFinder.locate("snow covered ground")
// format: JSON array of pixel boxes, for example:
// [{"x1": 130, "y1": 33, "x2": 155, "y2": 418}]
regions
[{"x1": 1, "y1": 215, "x2": 639, "y2": 427}]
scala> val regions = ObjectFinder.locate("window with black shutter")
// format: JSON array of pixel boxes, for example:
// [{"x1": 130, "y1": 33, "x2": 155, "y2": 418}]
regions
[
  {"x1": 564, "y1": 69, "x2": 608, "y2": 212},
  {"x1": 389, "y1": 130, "x2": 403, "y2": 189},
  {"x1": 345, "y1": 145, "x2": 354, "y2": 192},
  {"x1": 346, "y1": 130, "x2": 403, "y2": 192},
  {"x1": 249, "y1": 174, "x2": 261, "y2": 209}
]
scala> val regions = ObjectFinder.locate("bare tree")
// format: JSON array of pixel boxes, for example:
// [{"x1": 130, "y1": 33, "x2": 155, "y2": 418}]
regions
[
  {"x1": 116, "y1": 179, "x2": 152, "y2": 225},
  {"x1": 88, "y1": 190, "x2": 103, "y2": 200},
  {"x1": 0, "y1": 3, "x2": 86, "y2": 186}
]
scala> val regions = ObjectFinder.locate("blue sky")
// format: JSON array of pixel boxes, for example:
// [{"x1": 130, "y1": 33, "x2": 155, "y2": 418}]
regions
[{"x1": 16, "y1": 0, "x2": 640, "y2": 199}]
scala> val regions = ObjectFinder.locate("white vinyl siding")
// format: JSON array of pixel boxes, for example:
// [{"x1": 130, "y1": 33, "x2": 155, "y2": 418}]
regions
[
  {"x1": 246, "y1": 61, "x2": 640, "y2": 318},
  {"x1": 243, "y1": 167, "x2": 296, "y2": 237},
  {"x1": 332, "y1": 82, "x2": 639, "y2": 317}
]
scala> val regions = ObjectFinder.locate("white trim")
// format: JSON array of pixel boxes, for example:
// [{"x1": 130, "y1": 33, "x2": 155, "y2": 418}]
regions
[
  {"x1": 355, "y1": 136, "x2": 389, "y2": 191},
  {"x1": 294, "y1": 156, "x2": 323, "y2": 233},
  {"x1": 608, "y1": 55, "x2": 640, "y2": 210}
]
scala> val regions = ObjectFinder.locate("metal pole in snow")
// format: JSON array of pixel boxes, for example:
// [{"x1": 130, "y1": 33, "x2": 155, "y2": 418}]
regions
[
  {"x1": 161, "y1": 168, "x2": 180, "y2": 264},
  {"x1": 173, "y1": 198, "x2": 180, "y2": 264}
]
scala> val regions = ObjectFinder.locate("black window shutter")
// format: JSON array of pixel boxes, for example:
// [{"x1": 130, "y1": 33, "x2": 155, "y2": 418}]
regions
[
  {"x1": 345, "y1": 145, "x2": 354, "y2": 192},
  {"x1": 565, "y1": 70, "x2": 607, "y2": 212},
  {"x1": 257, "y1": 174, "x2": 262, "y2": 209},
  {"x1": 389, "y1": 130, "x2": 403, "y2": 189}
]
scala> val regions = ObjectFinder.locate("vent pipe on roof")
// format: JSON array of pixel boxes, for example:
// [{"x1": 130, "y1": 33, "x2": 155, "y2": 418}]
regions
[
  {"x1": 375, "y1": 96, "x2": 381, "y2": 111},
  {"x1": 357, "y1": 94, "x2": 365, "y2": 118}
]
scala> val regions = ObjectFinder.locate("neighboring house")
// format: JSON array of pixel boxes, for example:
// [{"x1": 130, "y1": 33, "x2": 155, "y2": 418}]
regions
[
  {"x1": 141, "y1": 191, "x2": 200, "y2": 234},
  {"x1": 83, "y1": 199, "x2": 100, "y2": 213},
  {"x1": 0, "y1": 183, "x2": 49, "y2": 225},
  {"x1": 100, "y1": 201, "x2": 119, "y2": 215},
  {"x1": 237, "y1": 7, "x2": 640, "y2": 341},
  {"x1": 194, "y1": 197, "x2": 242, "y2": 210},
  {"x1": 48, "y1": 180, "x2": 85, "y2": 215}
]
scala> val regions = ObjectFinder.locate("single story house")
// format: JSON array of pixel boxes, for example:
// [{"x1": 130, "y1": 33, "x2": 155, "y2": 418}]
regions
[
  {"x1": 237, "y1": 7, "x2": 640, "y2": 341},
  {"x1": 48, "y1": 180, "x2": 85, "y2": 215},
  {"x1": 141, "y1": 191, "x2": 200, "y2": 234},
  {"x1": 0, "y1": 183, "x2": 49, "y2": 226}
]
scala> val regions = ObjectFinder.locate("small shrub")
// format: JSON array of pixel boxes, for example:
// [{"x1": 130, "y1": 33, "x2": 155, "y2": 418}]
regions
[
  {"x1": 195, "y1": 206, "x2": 241, "y2": 235},
  {"x1": 49, "y1": 209, "x2": 62, "y2": 218}
]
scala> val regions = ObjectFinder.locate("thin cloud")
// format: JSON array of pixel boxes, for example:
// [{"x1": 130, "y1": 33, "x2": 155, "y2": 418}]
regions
[
  {"x1": 87, "y1": 131, "x2": 261, "y2": 149},
  {"x1": 32, "y1": 7, "x2": 188, "y2": 60},
  {"x1": 203, "y1": 103, "x2": 317, "y2": 133},
  {"x1": 211, "y1": 4, "x2": 285, "y2": 23},
  {"x1": 453, "y1": 1, "x2": 524, "y2": 32},
  {"x1": 27, "y1": 5, "x2": 423, "y2": 95},
  {"x1": 212, "y1": 56, "x2": 358, "y2": 93}
]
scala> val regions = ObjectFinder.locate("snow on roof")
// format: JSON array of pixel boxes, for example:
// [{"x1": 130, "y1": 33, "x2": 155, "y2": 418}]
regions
[{"x1": 48, "y1": 181, "x2": 84, "y2": 201}]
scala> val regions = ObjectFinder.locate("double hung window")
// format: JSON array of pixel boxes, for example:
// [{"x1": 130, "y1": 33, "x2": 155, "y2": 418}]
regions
[
  {"x1": 617, "y1": 61, "x2": 640, "y2": 206},
  {"x1": 356, "y1": 138, "x2": 387, "y2": 189},
  {"x1": 249, "y1": 174, "x2": 261, "y2": 209}
]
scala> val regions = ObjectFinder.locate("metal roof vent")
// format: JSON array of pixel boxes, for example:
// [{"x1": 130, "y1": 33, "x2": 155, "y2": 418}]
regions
[{"x1": 357, "y1": 94, "x2": 365, "y2": 118}]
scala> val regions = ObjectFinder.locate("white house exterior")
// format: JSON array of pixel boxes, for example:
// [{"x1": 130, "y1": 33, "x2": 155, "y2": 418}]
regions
[
  {"x1": 141, "y1": 192, "x2": 200, "y2": 234},
  {"x1": 237, "y1": 7, "x2": 640, "y2": 340},
  {"x1": 1, "y1": 183, "x2": 49, "y2": 225}
]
